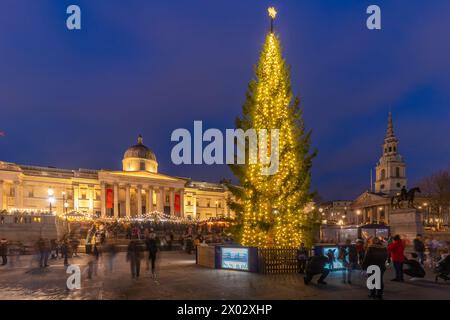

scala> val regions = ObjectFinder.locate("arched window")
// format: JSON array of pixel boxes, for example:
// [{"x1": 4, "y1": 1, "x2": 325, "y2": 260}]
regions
[
  {"x1": 396, "y1": 167, "x2": 400, "y2": 178},
  {"x1": 381, "y1": 169, "x2": 386, "y2": 180}
]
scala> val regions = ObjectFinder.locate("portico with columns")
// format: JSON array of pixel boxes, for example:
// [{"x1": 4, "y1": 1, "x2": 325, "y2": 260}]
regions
[{"x1": 98, "y1": 171, "x2": 186, "y2": 218}]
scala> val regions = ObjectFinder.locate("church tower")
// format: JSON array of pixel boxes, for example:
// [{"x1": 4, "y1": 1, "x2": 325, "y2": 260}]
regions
[{"x1": 374, "y1": 112, "x2": 407, "y2": 194}]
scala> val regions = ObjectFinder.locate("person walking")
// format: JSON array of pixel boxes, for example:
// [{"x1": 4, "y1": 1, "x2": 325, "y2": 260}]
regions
[
  {"x1": 0, "y1": 238, "x2": 8, "y2": 266},
  {"x1": 71, "y1": 238, "x2": 80, "y2": 257},
  {"x1": 185, "y1": 235, "x2": 193, "y2": 254},
  {"x1": 104, "y1": 242, "x2": 117, "y2": 274},
  {"x1": 127, "y1": 240, "x2": 143, "y2": 279},
  {"x1": 297, "y1": 242, "x2": 309, "y2": 274},
  {"x1": 355, "y1": 239, "x2": 365, "y2": 266},
  {"x1": 388, "y1": 234, "x2": 405, "y2": 282},
  {"x1": 362, "y1": 237, "x2": 388, "y2": 300},
  {"x1": 413, "y1": 234, "x2": 426, "y2": 266},
  {"x1": 340, "y1": 239, "x2": 358, "y2": 284},
  {"x1": 61, "y1": 240, "x2": 69, "y2": 267},
  {"x1": 37, "y1": 238, "x2": 50, "y2": 268},
  {"x1": 87, "y1": 244, "x2": 100, "y2": 279},
  {"x1": 145, "y1": 229, "x2": 158, "y2": 278}
]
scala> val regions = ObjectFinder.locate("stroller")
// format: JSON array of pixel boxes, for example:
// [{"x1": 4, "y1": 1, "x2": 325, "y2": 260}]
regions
[{"x1": 434, "y1": 254, "x2": 450, "y2": 282}]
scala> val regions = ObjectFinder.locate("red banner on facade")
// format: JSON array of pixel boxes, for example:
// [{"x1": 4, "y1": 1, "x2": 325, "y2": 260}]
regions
[
  {"x1": 106, "y1": 188, "x2": 113, "y2": 209},
  {"x1": 174, "y1": 194, "x2": 180, "y2": 214}
]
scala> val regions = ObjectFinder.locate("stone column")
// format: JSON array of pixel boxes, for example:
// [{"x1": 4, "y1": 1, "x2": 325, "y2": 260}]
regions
[
  {"x1": 15, "y1": 181, "x2": 23, "y2": 210},
  {"x1": 193, "y1": 194, "x2": 197, "y2": 219},
  {"x1": 73, "y1": 184, "x2": 79, "y2": 211},
  {"x1": 179, "y1": 189, "x2": 184, "y2": 217},
  {"x1": 377, "y1": 207, "x2": 381, "y2": 224},
  {"x1": 0, "y1": 180, "x2": 3, "y2": 211},
  {"x1": 125, "y1": 184, "x2": 131, "y2": 217},
  {"x1": 169, "y1": 189, "x2": 175, "y2": 215},
  {"x1": 113, "y1": 184, "x2": 119, "y2": 218},
  {"x1": 158, "y1": 187, "x2": 164, "y2": 212},
  {"x1": 147, "y1": 187, "x2": 153, "y2": 212},
  {"x1": 137, "y1": 185, "x2": 142, "y2": 216},
  {"x1": 100, "y1": 183, "x2": 106, "y2": 218},
  {"x1": 384, "y1": 206, "x2": 390, "y2": 224},
  {"x1": 369, "y1": 207, "x2": 374, "y2": 224}
]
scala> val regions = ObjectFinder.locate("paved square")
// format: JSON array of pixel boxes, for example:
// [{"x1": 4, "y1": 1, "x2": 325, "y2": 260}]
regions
[{"x1": 0, "y1": 251, "x2": 448, "y2": 300}]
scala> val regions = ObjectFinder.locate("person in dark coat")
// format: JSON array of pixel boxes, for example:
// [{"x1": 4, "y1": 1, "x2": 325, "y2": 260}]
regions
[
  {"x1": 0, "y1": 238, "x2": 8, "y2": 266},
  {"x1": 297, "y1": 243, "x2": 309, "y2": 274},
  {"x1": 413, "y1": 234, "x2": 426, "y2": 265},
  {"x1": 127, "y1": 240, "x2": 144, "y2": 279},
  {"x1": 403, "y1": 253, "x2": 426, "y2": 278},
  {"x1": 362, "y1": 237, "x2": 388, "y2": 299},
  {"x1": 304, "y1": 255, "x2": 330, "y2": 285},
  {"x1": 37, "y1": 238, "x2": 50, "y2": 268},
  {"x1": 145, "y1": 229, "x2": 158, "y2": 278},
  {"x1": 61, "y1": 240, "x2": 70, "y2": 267}
]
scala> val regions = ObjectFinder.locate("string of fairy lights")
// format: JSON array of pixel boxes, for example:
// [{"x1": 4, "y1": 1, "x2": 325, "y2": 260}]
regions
[{"x1": 55, "y1": 210, "x2": 229, "y2": 225}]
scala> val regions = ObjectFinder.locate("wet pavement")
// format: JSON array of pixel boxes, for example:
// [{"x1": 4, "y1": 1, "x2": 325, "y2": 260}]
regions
[{"x1": 0, "y1": 251, "x2": 448, "y2": 300}]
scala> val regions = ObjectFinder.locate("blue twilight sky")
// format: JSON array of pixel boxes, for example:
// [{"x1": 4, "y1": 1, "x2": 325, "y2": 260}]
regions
[{"x1": 1, "y1": 0, "x2": 450, "y2": 200}]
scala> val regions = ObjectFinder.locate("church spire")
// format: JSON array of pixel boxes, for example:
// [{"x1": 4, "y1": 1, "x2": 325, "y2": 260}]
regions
[
  {"x1": 385, "y1": 112, "x2": 395, "y2": 139},
  {"x1": 374, "y1": 112, "x2": 407, "y2": 194}
]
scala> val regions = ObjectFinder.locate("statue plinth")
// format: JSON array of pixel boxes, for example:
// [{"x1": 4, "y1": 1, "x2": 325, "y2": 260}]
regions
[{"x1": 389, "y1": 208, "x2": 423, "y2": 241}]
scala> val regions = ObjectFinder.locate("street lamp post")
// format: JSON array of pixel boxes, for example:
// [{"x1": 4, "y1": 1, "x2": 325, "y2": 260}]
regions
[
  {"x1": 215, "y1": 201, "x2": 218, "y2": 217},
  {"x1": 48, "y1": 188, "x2": 55, "y2": 214},
  {"x1": 356, "y1": 210, "x2": 361, "y2": 226},
  {"x1": 62, "y1": 191, "x2": 68, "y2": 214}
]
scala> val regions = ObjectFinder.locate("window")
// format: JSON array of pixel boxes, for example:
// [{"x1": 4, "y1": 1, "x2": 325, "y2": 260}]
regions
[
  {"x1": 81, "y1": 189, "x2": 87, "y2": 200},
  {"x1": 396, "y1": 182, "x2": 401, "y2": 188},
  {"x1": 95, "y1": 191, "x2": 100, "y2": 200},
  {"x1": 389, "y1": 147, "x2": 392, "y2": 152},
  {"x1": 393, "y1": 146, "x2": 396, "y2": 152},
  {"x1": 396, "y1": 167, "x2": 400, "y2": 178},
  {"x1": 187, "y1": 200, "x2": 192, "y2": 206},
  {"x1": 10, "y1": 187, "x2": 15, "y2": 197},
  {"x1": 218, "y1": 202, "x2": 222, "y2": 208},
  {"x1": 140, "y1": 160, "x2": 146, "y2": 171},
  {"x1": 28, "y1": 188, "x2": 34, "y2": 198},
  {"x1": 381, "y1": 169, "x2": 386, "y2": 180},
  {"x1": 207, "y1": 201, "x2": 210, "y2": 208},
  {"x1": 196, "y1": 201, "x2": 199, "y2": 207},
  {"x1": 380, "y1": 184, "x2": 385, "y2": 189}
]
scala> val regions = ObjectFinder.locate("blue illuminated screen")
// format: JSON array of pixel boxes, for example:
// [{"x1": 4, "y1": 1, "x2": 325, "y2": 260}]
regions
[
  {"x1": 221, "y1": 248, "x2": 249, "y2": 271},
  {"x1": 323, "y1": 246, "x2": 345, "y2": 270}
]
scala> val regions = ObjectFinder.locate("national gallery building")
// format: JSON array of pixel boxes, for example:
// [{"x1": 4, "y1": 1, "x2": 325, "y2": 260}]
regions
[{"x1": 0, "y1": 135, "x2": 233, "y2": 221}]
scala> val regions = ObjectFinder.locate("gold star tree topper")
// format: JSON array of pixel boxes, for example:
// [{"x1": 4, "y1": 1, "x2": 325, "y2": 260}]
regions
[{"x1": 268, "y1": 7, "x2": 277, "y2": 19}]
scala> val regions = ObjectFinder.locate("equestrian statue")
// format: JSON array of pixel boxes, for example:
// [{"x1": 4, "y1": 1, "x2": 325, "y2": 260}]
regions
[{"x1": 391, "y1": 186, "x2": 421, "y2": 209}]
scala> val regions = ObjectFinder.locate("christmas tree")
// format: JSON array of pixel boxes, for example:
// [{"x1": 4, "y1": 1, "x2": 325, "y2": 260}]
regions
[{"x1": 226, "y1": 7, "x2": 315, "y2": 248}]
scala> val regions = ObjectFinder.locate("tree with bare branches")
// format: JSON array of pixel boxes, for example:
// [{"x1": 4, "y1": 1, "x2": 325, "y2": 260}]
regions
[{"x1": 418, "y1": 167, "x2": 450, "y2": 229}]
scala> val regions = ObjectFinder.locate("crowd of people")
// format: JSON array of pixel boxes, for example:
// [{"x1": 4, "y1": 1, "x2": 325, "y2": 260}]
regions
[{"x1": 298, "y1": 234, "x2": 450, "y2": 300}]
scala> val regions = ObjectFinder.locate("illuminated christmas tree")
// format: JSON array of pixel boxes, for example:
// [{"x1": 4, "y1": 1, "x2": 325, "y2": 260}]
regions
[{"x1": 227, "y1": 7, "x2": 315, "y2": 248}]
